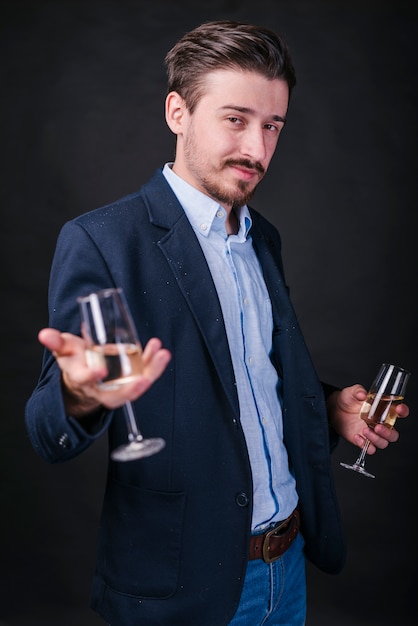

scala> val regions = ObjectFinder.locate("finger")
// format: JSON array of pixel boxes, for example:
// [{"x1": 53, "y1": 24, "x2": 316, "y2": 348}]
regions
[
  {"x1": 353, "y1": 432, "x2": 377, "y2": 454},
  {"x1": 38, "y1": 328, "x2": 81, "y2": 357},
  {"x1": 352, "y1": 384, "x2": 367, "y2": 401},
  {"x1": 141, "y1": 338, "x2": 171, "y2": 379},
  {"x1": 372, "y1": 423, "x2": 400, "y2": 443},
  {"x1": 361, "y1": 425, "x2": 398, "y2": 451},
  {"x1": 145, "y1": 348, "x2": 172, "y2": 382},
  {"x1": 395, "y1": 403, "x2": 409, "y2": 418},
  {"x1": 38, "y1": 328, "x2": 65, "y2": 352},
  {"x1": 95, "y1": 377, "x2": 153, "y2": 409},
  {"x1": 142, "y1": 337, "x2": 163, "y2": 362},
  {"x1": 93, "y1": 347, "x2": 171, "y2": 408}
]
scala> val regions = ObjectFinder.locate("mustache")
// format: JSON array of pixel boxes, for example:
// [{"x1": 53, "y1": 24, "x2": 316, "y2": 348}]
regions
[{"x1": 224, "y1": 159, "x2": 265, "y2": 176}]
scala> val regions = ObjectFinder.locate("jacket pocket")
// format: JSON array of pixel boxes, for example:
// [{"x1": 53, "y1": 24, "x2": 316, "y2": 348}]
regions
[{"x1": 96, "y1": 477, "x2": 186, "y2": 598}]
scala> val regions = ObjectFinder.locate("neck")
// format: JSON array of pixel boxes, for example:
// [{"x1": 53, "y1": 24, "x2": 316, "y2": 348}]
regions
[{"x1": 225, "y1": 208, "x2": 239, "y2": 235}]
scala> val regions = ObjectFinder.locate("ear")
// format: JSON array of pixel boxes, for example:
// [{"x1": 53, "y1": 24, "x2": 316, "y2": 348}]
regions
[{"x1": 165, "y1": 91, "x2": 187, "y2": 134}]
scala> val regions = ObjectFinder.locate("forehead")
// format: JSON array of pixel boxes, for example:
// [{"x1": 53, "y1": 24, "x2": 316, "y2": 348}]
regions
[{"x1": 197, "y1": 68, "x2": 289, "y2": 114}]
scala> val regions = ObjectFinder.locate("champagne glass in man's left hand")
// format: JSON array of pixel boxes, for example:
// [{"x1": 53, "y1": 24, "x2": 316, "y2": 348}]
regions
[{"x1": 340, "y1": 362, "x2": 410, "y2": 478}]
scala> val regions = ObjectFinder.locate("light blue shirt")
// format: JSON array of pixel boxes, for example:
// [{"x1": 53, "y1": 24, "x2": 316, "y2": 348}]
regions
[{"x1": 163, "y1": 164, "x2": 298, "y2": 530}]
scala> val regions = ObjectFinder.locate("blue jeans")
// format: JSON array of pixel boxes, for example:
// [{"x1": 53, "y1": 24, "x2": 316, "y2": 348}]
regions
[{"x1": 228, "y1": 533, "x2": 306, "y2": 626}]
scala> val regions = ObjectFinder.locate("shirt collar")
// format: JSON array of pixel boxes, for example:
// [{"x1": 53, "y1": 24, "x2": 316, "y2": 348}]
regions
[{"x1": 163, "y1": 163, "x2": 252, "y2": 240}]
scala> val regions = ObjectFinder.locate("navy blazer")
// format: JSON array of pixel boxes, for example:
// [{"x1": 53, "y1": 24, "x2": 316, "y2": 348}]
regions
[{"x1": 25, "y1": 169, "x2": 345, "y2": 625}]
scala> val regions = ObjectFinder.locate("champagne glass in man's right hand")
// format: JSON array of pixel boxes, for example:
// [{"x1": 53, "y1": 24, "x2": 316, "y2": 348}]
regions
[
  {"x1": 77, "y1": 287, "x2": 165, "y2": 462},
  {"x1": 340, "y1": 362, "x2": 410, "y2": 478}
]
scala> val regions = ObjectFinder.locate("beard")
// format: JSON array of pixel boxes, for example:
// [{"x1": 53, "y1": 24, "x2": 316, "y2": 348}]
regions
[
  {"x1": 183, "y1": 130, "x2": 265, "y2": 209},
  {"x1": 200, "y1": 159, "x2": 265, "y2": 210}
]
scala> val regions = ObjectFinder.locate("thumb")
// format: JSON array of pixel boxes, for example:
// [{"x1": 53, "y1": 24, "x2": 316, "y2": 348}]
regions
[{"x1": 38, "y1": 328, "x2": 80, "y2": 357}]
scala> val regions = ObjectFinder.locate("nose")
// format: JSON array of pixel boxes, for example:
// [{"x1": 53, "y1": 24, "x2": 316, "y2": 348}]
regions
[{"x1": 239, "y1": 126, "x2": 267, "y2": 163}]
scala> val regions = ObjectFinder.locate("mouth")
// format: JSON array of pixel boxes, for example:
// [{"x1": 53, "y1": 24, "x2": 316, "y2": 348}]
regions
[
  {"x1": 231, "y1": 165, "x2": 259, "y2": 181},
  {"x1": 225, "y1": 160, "x2": 265, "y2": 182}
]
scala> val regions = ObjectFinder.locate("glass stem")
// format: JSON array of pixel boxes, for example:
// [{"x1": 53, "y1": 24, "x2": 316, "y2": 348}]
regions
[
  {"x1": 123, "y1": 401, "x2": 143, "y2": 442},
  {"x1": 355, "y1": 438, "x2": 371, "y2": 468}
]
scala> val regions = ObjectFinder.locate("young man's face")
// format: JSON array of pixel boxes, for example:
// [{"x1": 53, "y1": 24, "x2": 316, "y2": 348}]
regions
[{"x1": 167, "y1": 69, "x2": 289, "y2": 210}]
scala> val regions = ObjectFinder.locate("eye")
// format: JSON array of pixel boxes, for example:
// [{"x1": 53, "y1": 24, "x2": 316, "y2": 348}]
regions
[
  {"x1": 264, "y1": 123, "x2": 283, "y2": 133},
  {"x1": 227, "y1": 116, "x2": 244, "y2": 126}
]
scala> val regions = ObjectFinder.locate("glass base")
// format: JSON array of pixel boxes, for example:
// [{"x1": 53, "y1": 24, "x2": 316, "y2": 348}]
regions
[
  {"x1": 340, "y1": 461, "x2": 375, "y2": 479},
  {"x1": 111, "y1": 437, "x2": 165, "y2": 462}
]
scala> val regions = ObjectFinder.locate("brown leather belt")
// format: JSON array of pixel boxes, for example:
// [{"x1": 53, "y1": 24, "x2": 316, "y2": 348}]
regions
[{"x1": 248, "y1": 508, "x2": 300, "y2": 563}]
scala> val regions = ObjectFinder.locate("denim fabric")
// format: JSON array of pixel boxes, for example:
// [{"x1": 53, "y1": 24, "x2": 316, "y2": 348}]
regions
[{"x1": 228, "y1": 533, "x2": 306, "y2": 626}]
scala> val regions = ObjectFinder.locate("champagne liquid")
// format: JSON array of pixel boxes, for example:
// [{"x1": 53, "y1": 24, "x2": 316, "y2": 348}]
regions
[
  {"x1": 86, "y1": 343, "x2": 143, "y2": 388},
  {"x1": 360, "y1": 393, "x2": 404, "y2": 429}
]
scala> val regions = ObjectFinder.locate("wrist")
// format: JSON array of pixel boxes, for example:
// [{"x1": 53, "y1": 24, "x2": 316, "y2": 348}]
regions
[
  {"x1": 326, "y1": 390, "x2": 340, "y2": 431},
  {"x1": 61, "y1": 373, "x2": 101, "y2": 418}
]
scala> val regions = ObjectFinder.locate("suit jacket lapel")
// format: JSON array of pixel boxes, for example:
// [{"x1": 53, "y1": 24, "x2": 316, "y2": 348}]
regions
[
  {"x1": 143, "y1": 172, "x2": 240, "y2": 417},
  {"x1": 249, "y1": 212, "x2": 295, "y2": 331}
]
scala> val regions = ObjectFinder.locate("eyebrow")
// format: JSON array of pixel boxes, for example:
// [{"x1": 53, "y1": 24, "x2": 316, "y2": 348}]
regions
[{"x1": 219, "y1": 105, "x2": 286, "y2": 124}]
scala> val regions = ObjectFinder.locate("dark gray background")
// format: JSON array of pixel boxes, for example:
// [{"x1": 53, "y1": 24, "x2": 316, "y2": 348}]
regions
[{"x1": 1, "y1": 1, "x2": 417, "y2": 624}]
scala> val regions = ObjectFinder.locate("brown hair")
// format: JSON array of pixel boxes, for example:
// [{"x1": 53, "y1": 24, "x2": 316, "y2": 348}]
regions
[{"x1": 165, "y1": 20, "x2": 296, "y2": 113}]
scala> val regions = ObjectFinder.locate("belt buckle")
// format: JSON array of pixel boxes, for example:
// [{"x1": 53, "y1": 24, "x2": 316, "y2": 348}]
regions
[{"x1": 262, "y1": 517, "x2": 289, "y2": 564}]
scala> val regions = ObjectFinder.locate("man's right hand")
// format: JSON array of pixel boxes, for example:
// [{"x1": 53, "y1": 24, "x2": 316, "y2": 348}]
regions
[{"x1": 38, "y1": 328, "x2": 172, "y2": 418}]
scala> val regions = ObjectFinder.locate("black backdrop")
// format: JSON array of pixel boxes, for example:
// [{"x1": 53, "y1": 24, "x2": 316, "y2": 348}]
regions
[{"x1": 1, "y1": 1, "x2": 417, "y2": 625}]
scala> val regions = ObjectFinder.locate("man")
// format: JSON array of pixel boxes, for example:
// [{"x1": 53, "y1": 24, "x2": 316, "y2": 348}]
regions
[{"x1": 25, "y1": 20, "x2": 408, "y2": 625}]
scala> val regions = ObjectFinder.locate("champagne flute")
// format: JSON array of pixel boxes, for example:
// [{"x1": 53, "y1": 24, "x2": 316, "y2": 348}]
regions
[
  {"x1": 340, "y1": 363, "x2": 410, "y2": 478},
  {"x1": 77, "y1": 287, "x2": 165, "y2": 461}
]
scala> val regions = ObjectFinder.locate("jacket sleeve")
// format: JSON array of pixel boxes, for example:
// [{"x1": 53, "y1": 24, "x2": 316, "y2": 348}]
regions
[
  {"x1": 24, "y1": 219, "x2": 115, "y2": 463},
  {"x1": 321, "y1": 381, "x2": 341, "y2": 451}
]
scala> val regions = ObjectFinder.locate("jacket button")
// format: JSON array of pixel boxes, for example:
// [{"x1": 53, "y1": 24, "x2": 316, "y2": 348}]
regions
[
  {"x1": 235, "y1": 492, "x2": 249, "y2": 507},
  {"x1": 58, "y1": 433, "x2": 71, "y2": 449}
]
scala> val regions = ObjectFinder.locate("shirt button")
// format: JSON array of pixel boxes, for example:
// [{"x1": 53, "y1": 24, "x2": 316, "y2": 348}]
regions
[
  {"x1": 243, "y1": 298, "x2": 248, "y2": 306},
  {"x1": 248, "y1": 357, "x2": 253, "y2": 365},
  {"x1": 216, "y1": 209, "x2": 224, "y2": 219},
  {"x1": 200, "y1": 223, "x2": 208, "y2": 231}
]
